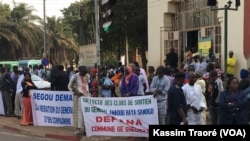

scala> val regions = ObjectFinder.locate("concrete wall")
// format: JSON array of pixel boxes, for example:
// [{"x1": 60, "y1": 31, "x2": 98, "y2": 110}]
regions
[
  {"x1": 218, "y1": 0, "x2": 246, "y2": 79},
  {"x1": 147, "y1": 0, "x2": 249, "y2": 79},
  {"x1": 148, "y1": 0, "x2": 169, "y2": 72}
]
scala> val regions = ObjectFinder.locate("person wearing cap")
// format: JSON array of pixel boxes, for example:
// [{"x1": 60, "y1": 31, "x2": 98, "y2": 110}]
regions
[
  {"x1": 227, "y1": 50, "x2": 237, "y2": 79},
  {"x1": 14, "y1": 67, "x2": 24, "y2": 119},
  {"x1": 167, "y1": 72, "x2": 188, "y2": 125}
]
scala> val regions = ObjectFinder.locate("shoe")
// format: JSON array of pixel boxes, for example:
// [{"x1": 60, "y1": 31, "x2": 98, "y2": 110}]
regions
[
  {"x1": 12, "y1": 114, "x2": 18, "y2": 117},
  {"x1": 5, "y1": 113, "x2": 12, "y2": 117},
  {"x1": 17, "y1": 116, "x2": 22, "y2": 119}
]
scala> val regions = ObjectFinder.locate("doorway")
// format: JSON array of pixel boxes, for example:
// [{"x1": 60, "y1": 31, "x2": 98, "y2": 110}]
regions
[{"x1": 187, "y1": 30, "x2": 199, "y2": 53}]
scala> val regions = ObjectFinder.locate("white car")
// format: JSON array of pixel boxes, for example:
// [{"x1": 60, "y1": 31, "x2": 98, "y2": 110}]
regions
[{"x1": 31, "y1": 74, "x2": 51, "y2": 90}]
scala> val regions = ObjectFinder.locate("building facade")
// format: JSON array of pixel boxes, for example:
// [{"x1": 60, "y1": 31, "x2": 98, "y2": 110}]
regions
[{"x1": 148, "y1": 0, "x2": 249, "y2": 79}]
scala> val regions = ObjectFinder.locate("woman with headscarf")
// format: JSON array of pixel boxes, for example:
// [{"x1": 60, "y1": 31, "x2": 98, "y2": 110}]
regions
[
  {"x1": 120, "y1": 65, "x2": 139, "y2": 97},
  {"x1": 20, "y1": 72, "x2": 38, "y2": 126}
]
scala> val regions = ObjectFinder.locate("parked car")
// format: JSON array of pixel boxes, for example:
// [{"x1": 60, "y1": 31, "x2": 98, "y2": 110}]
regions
[{"x1": 31, "y1": 74, "x2": 51, "y2": 90}]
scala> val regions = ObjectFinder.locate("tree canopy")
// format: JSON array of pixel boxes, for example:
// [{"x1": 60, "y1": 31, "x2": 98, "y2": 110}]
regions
[{"x1": 0, "y1": 0, "x2": 148, "y2": 68}]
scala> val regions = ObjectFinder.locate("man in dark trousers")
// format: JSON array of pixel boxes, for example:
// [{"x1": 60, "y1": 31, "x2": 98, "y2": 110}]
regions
[
  {"x1": 167, "y1": 72, "x2": 188, "y2": 125},
  {"x1": 0, "y1": 67, "x2": 15, "y2": 116}
]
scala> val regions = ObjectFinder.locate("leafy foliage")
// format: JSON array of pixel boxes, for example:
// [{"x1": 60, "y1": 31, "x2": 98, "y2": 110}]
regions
[{"x1": 0, "y1": 0, "x2": 148, "y2": 68}]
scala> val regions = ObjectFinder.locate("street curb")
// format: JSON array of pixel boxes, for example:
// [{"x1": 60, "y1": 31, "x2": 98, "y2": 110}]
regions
[
  {"x1": 0, "y1": 124, "x2": 80, "y2": 141},
  {"x1": 0, "y1": 124, "x2": 116, "y2": 141},
  {"x1": 46, "y1": 134, "x2": 80, "y2": 141}
]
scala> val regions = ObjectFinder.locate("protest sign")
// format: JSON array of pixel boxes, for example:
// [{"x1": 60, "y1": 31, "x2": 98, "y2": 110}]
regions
[
  {"x1": 81, "y1": 95, "x2": 158, "y2": 137},
  {"x1": 30, "y1": 90, "x2": 74, "y2": 127}
]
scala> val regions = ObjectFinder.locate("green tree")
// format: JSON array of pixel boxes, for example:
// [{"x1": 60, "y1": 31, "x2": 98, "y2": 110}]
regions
[
  {"x1": 0, "y1": 3, "x2": 11, "y2": 21},
  {"x1": 45, "y1": 16, "x2": 78, "y2": 66},
  {"x1": 100, "y1": 0, "x2": 148, "y2": 68},
  {"x1": 0, "y1": 2, "x2": 43, "y2": 60},
  {"x1": 61, "y1": 0, "x2": 95, "y2": 45}
]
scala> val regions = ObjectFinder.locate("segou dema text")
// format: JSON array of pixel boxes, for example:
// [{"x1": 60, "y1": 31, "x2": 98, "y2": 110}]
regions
[
  {"x1": 32, "y1": 92, "x2": 73, "y2": 126},
  {"x1": 33, "y1": 92, "x2": 73, "y2": 101},
  {"x1": 33, "y1": 93, "x2": 73, "y2": 114}
]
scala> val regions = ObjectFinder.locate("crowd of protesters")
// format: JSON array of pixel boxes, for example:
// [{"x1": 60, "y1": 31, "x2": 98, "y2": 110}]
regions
[{"x1": 0, "y1": 48, "x2": 250, "y2": 138}]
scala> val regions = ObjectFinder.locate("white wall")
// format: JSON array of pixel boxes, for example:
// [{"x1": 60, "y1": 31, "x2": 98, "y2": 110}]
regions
[
  {"x1": 147, "y1": 0, "x2": 247, "y2": 78},
  {"x1": 218, "y1": 0, "x2": 245, "y2": 79},
  {"x1": 148, "y1": 0, "x2": 169, "y2": 72}
]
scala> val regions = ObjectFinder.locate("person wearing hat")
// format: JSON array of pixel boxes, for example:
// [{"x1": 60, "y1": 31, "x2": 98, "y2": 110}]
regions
[
  {"x1": 167, "y1": 72, "x2": 188, "y2": 125},
  {"x1": 14, "y1": 67, "x2": 24, "y2": 119},
  {"x1": 227, "y1": 50, "x2": 237, "y2": 79}
]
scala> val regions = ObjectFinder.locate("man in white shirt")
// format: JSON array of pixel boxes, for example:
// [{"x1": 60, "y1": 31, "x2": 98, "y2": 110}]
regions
[
  {"x1": 133, "y1": 62, "x2": 149, "y2": 92},
  {"x1": 182, "y1": 71, "x2": 206, "y2": 125},
  {"x1": 135, "y1": 66, "x2": 147, "y2": 96},
  {"x1": 14, "y1": 67, "x2": 24, "y2": 119}
]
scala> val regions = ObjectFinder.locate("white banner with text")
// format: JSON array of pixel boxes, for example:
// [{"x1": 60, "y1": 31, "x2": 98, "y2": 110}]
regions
[
  {"x1": 30, "y1": 90, "x2": 74, "y2": 127},
  {"x1": 81, "y1": 95, "x2": 158, "y2": 137}
]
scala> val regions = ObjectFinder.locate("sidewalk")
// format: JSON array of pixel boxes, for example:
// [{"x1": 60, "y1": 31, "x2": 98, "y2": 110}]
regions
[{"x1": 0, "y1": 116, "x2": 138, "y2": 141}]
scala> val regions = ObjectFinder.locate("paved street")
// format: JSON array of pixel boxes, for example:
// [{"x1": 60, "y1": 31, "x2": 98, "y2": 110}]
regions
[
  {"x1": 0, "y1": 110, "x2": 212, "y2": 141},
  {"x1": 0, "y1": 126, "x2": 62, "y2": 141},
  {"x1": 0, "y1": 116, "x2": 143, "y2": 141}
]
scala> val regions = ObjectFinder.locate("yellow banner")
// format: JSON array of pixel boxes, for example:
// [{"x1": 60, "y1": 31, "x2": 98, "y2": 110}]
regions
[{"x1": 198, "y1": 38, "x2": 211, "y2": 56}]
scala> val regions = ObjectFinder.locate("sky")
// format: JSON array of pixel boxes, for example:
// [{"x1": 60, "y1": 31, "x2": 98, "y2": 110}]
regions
[{"x1": 1, "y1": 0, "x2": 79, "y2": 18}]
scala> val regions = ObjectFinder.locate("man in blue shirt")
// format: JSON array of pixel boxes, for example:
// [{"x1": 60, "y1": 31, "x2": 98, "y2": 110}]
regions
[{"x1": 167, "y1": 72, "x2": 188, "y2": 125}]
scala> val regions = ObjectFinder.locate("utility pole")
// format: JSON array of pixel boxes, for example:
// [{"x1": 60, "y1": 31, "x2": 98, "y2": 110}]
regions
[
  {"x1": 207, "y1": 0, "x2": 240, "y2": 84},
  {"x1": 95, "y1": 0, "x2": 100, "y2": 67},
  {"x1": 43, "y1": 0, "x2": 47, "y2": 80},
  {"x1": 79, "y1": 6, "x2": 83, "y2": 45}
]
